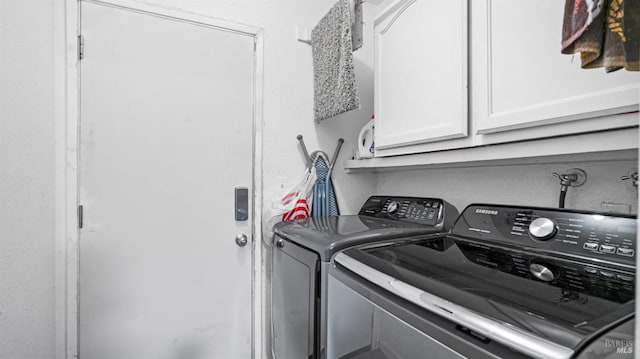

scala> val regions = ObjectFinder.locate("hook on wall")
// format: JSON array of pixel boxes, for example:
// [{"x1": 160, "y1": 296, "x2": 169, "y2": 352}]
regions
[{"x1": 297, "y1": 134, "x2": 344, "y2": 170}]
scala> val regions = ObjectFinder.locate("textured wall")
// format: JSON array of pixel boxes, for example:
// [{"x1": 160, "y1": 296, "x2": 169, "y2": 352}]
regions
[
  {"x1": 0, "y1": 0, "x2": 56, "y2": 358},
  {"x1": 376, "y1": 154, "x2": 639, "y2": 215}
]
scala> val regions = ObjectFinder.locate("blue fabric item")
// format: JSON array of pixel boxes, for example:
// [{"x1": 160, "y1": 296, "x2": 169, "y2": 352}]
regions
[
  {"x1": 326, "y1": 177, "x2": 339, "y2": 216},
  {"x1": 310, "y1": 153, "x2": 339, "y2": 217}
]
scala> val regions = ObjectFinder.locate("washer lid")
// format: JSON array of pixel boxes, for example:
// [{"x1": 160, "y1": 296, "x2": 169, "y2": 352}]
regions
[
  {"x1": 273, "y1": 215, "x2": 443, "y2": 261},
  {"x1": 338, "y1": 236, "x2": 635, "y2": 358}
]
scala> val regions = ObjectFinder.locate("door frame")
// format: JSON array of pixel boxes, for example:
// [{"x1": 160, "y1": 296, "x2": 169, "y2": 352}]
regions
[{"x1": 54, "y1": 1, "x2": 264, "y2": 358}]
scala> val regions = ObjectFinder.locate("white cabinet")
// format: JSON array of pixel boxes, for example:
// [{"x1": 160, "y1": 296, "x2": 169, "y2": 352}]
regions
[
  {"x1": 473, "y1": 0, "x2": 640, "y2": 137},
  {"x1": 361, "y1": 0, "x2": 639, "y2": 164},
  {"x1": 373, "y1": 0, "x2": 468, "y2": 152}
]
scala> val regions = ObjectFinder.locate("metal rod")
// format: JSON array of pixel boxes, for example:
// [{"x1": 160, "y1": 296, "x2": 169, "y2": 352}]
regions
[
  {"x1": 297, "y1": 134, "x2": 312, "y2": 168},
  {"x1": 329, "y1": 138, "x2": 344, "y2": 170}
]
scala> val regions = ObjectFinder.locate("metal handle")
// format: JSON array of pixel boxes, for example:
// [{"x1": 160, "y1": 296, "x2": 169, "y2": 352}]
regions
[
  {"x1": 329, "y1": 138, "x2": 344, "y2": 169},
  {"x1": 297, "y1": 135, "x2": 312, "y2": 169},
  {"x1": 235, "y1": 233, "x2": 248, "y2": 247},
  {"x1": 275, "y1": 238, "x2": 285, "y2": 248}
]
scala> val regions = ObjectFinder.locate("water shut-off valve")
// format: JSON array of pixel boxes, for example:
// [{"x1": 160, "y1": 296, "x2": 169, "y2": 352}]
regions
[
  {"x1": 621, "y1": 172, "x2": 638, "y2": 188},
  {"x1": 621, "y1": 172, "x2": 638, "y2": 195},
  {"x1": 553, "y1": 168, "x2": 587, "y2": 208}
]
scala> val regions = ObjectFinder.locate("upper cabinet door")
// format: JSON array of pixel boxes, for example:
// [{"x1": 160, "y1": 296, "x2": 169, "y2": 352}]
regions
[
  {"x1": 474, "y1": 0, "x2": 640, "y2": 135},
  {"x1": 374, "y1": 0, "x2": 468, "y2": 152}
]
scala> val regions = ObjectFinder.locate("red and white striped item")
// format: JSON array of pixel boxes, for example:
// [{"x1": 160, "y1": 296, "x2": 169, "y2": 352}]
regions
[{"x1": 281, "y1": 192, "x2": 310, "y2": 221}]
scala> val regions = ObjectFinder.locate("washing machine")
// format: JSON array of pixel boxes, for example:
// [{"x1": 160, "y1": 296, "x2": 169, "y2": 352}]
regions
[
  {"x1": 328, "y1": 203, "x2": 636, "y2": 359},
  {"x1": 271, "y1": 195, "x2": 458, "y2": 359}
]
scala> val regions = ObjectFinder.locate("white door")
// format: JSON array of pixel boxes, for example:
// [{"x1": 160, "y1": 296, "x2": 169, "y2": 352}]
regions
[{"x1": 78, "y1": 2, "x2": 255, "y2": 358}]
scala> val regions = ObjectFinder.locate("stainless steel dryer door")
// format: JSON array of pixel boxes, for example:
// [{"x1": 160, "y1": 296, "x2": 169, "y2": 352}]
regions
[{"x1": 272, "y1": 235, "x2": 320, "y2": 359}]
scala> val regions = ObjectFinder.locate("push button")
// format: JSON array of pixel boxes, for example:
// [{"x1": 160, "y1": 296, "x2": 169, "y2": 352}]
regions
[
  {"x1": 616, "y1": 248, "x2": 635, "y2": 257},
  {"x1": 599, "y1": 245, "x2": 616, "y2": 254},
  {"x1": 583, "y1": 267, "x2": 598, "y2": 274},
  {"x1": 617, "y1": 274, "x2": 634, "y2": 282},
  {"x1": 583, "y1": 242, "x2": 599, "y2": 250},
  {"x1": 599, "y1": 270, "x2": 615, "y2": 278}
]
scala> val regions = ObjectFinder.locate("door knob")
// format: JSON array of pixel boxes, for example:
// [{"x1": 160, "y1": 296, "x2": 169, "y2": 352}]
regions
[{"x1": 235, "y1": 233, "x2": 248, "y2": 247}]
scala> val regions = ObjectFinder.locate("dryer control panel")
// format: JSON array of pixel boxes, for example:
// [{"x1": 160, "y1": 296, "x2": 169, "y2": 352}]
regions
[{"x1": 359, "y1": 196, "x2": 457, "y2": 229}]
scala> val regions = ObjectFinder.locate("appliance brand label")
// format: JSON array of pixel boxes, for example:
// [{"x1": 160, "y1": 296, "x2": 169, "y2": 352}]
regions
[{"x1": 475, "y1": 209, "x2": 498, "y2": 215}]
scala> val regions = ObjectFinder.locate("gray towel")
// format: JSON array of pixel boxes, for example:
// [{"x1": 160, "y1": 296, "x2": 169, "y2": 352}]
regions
[{"x1": 311, "y1": 0, "x2": 360, "y2": 123}]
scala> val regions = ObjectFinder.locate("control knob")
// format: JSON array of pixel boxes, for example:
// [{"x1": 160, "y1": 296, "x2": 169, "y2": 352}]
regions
[
  {"x1": 529, "y1": 263, "x2": 556, "y2": 282},
  {"x1": 529, "y1": 218, "x2": 557, "y2": 241},
  {"x1": 387, "y1": 201, "x2": 400, "y2": 215}
]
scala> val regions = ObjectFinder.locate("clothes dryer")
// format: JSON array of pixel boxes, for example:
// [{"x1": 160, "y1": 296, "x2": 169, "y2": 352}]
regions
[{"x1": 271, "y1": 196, "x2": 457, "y2": 359}]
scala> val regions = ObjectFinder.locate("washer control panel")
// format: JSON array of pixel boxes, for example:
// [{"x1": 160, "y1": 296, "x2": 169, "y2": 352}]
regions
[
  {"x1": 359, "y1": 196, "x2": 447, "y2": 226},
  {"x1": 452, "y1": 204, "x2": 637, "y2": 266}
]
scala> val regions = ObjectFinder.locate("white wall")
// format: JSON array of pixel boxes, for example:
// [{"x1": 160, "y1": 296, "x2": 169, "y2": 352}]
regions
[
  {"x1": 376, "y1": 152, "x2": 639, "y2": 216},
  {"x1": 0, "y1": 0, "x2": 57, "y2": 358}
]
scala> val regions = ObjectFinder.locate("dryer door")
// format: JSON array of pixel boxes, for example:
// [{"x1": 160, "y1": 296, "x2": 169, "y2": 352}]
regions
[{"x1": 272, "y1": 236, "x2": 320, "y2": 359}]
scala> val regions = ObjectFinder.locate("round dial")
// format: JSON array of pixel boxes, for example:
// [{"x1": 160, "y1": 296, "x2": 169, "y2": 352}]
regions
[
  {"x1": 529, "y1": 217, "x2": 557, "y2": 241},
  {"x1": 387, "y1": 201, "x2": 400, "y2": 215},
  {"x1": 529, "y1": 263, "x2": 556, "y2": 282}
]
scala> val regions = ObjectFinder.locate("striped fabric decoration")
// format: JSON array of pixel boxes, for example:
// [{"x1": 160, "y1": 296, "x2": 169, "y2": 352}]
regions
[{"x1": 281, "y1": 192, "x2": 310, "y2": 221}]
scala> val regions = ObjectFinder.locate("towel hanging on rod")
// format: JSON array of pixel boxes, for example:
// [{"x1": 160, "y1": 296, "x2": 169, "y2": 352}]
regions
[
  {"x1": 298, "y1": 0, "x2": 364, "y2": 51},
  {"x1": 350, "y1": 0, "x2": 364, "y2": 51},
  {"x1": 310, "y1": 0, "x2": 361, "y2": 122}
]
